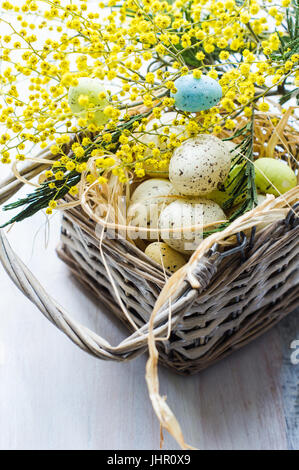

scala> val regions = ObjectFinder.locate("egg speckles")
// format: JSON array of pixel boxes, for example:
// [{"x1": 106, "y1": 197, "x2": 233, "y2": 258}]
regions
[
  {"x1": 224, "y1": 140, "x2": 240, "y2": 158},
  {"x1": 128, "y1": 199, "x2": 161, "y2": 239},
  {"x1": 128, "y1": 179, "x2": 177, "y2": 239},
  {"x1": 131, "y1": 178, "x2": 176, "y2": 204},
  {"x1": 169, "y1": 135, "x2": 231, "y2": 196},
  {"x1": 159, "y1": 198, "x2": 226, "y2": 254},
  {"x1": 171, "y1": 74, "x2": 222, "y2": 112},
  {"x1": 145, "y1": 242, "x2": 186, "y2": 273}
]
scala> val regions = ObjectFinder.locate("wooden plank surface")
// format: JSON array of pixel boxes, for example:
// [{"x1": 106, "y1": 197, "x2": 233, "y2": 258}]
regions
[{"x1": 0, "y1": 210, "x2": 298, "y2": 450}]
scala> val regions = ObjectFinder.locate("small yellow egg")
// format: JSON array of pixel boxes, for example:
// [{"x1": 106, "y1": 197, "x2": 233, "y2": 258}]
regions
[
  {"x1": 145, "y1": 242, "x2": 186, "y2": 273},
  {"x1": 68, "y1": 77, "x2": 109, "y2": 126}
]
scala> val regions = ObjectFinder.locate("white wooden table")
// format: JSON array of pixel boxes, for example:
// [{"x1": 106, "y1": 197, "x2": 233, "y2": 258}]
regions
[{"x1": 0, "y1": 208, "x2": 298, "y2": 450}]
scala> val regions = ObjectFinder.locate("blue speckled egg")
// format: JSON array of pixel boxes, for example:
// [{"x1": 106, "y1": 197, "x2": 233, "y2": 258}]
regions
[{"x1": 171, "y1": 74, "x2": 222, "y2": 112}]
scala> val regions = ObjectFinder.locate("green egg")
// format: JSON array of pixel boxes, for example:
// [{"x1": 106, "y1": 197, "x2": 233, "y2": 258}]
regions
[
  {"x1": 68, "y1": 77, "x2": 109, "y2": 127},
  {"x1": 254, "y1": 158, "x2": 297, "y2": 196}
]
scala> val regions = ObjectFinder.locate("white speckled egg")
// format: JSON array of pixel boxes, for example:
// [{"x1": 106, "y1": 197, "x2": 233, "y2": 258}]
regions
[
  {"x1": 131, "y1": 178, "x2": 176, "y2": 204},
  {"x1": 129, "y1": 179, "x2": 177, "y2": 239},
  {"x1": 159, "y1": 198, "x2": 226, "y2": 254},
  {"x1": 169, "y1": 135, "x2": 231, "y2": 196},
  {"x1": 145, "y1": 242, "x2": 186, "y2": 273},
  {"x1": 128, "y1": 199, "x2": 159, "y2": 240}
]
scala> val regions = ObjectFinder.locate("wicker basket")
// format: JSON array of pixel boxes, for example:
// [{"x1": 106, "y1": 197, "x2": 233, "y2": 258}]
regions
[
  {"x1": 0, "y1": 110, "x2": 298, "y2": 378},
  {"x1": 1, "y1": 198, "x2": 297, "y2": 376},
  {"x1": 57, "y1": 200, "x2": 299, "y2": 375},
  {"x1": 0, "y1": 130, "x2": 298, "y2": 378}
]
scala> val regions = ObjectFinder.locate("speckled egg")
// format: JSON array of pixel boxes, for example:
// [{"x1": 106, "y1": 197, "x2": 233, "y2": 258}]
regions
[
  {"x1": 254, "y1": 158, "x2": 297, "y2": 196},
  {"x1": 171, "y1": 74, "x2": 222, "y2": 112},
  {"x1": 68, "y1": 77, "x2": 109, "y2": 126},
  {"x1": 145, "y1": 242, "x2": 186, "y2": 273},
  {"x1": 159, "y1": 198, "x2": 226, "y2": 254},
  {"x1": 128, "y1": 199, "x2": 160, "y2": 240},
  {"x1": 129, "y1": 179, "x2": 177, "y2": 239},
  {"x1": 131, "y1": 178, "x2": 176, "y2": 204},
  {"x1": 169, "y1": 135, "x2": 231, "y2": 196}
]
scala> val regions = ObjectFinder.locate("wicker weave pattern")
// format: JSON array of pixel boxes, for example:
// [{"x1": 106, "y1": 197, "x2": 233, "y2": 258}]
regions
[
  {"x1": 56, "y1": 203, "x2": 299, "y2": 374},
  {"x1": 0, "y1": 105, "x2": 297, "y2": 378},
  {"x1": 0, "y1": 204, "x2": 298, "y2": 374}
]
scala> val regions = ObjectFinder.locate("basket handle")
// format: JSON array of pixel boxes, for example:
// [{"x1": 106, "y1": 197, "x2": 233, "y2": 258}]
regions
[{"x1": 0, "y1": 229, "x2": 151, "y2": 361}]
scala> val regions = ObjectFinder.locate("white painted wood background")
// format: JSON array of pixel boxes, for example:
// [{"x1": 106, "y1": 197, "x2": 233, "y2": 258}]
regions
[{"x1": 0, "y1": 206, "x2": 298, "y2": 450}]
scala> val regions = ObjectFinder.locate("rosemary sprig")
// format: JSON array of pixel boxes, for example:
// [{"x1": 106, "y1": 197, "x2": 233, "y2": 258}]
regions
[
  {"x1": 1, "y1": 172, "x2": 81, "y2": 228},
  {"x1": 279, "y1": 87, "x2": 299, "y2": 105},
  {"x1": 203, "y1": 112, "x2": 258, "y2": 237}
]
